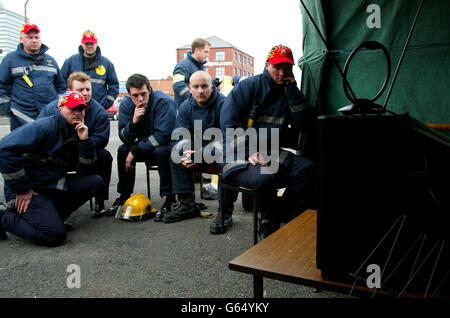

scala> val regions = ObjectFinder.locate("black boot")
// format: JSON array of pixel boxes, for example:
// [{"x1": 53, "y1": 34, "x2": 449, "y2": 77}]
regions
[
  {"x1": 210, "y1": 202, "x2": 234, "y2": 234},
  {"x1": 154, "y1": 195, "x2": 176, "y2": 222},
  {"x1": 0, "y1": 203, "x2": 8, "y2": 240},
  {"x1": 258, "y1": 219, "x2": 280, "y2": 241},
  {"x1": 162, "y1": 193, "x2": 198, "y2": 223},
  {"x1": 92, "y1": 200, "x2": 106, "y2": 219},
  {"x1": 105, "y1": 195, "x2": 129, "y2": 217}
]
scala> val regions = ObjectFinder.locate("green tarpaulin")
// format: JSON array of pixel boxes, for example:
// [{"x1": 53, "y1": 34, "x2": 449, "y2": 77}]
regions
[{"x1": 298, "y1": 0, "x2": 449, "y2": 125}]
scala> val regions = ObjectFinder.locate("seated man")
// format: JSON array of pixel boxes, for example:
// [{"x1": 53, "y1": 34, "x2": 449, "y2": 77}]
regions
[
  {"x1": 38, "y1": 72, "x2": 112, "y2": 218},
  {"x1": 162, "y1": 71, "x2": 237, "y2": 228},
  {"x1": 107, "y1": 74, "x2": 176, "y2": 215},
  {"x1": 220, "y1": 45, "x2": 315, "y2": 240},
  {"x1": 0, "y1": 91, "x2": 103, "y2": 246}
]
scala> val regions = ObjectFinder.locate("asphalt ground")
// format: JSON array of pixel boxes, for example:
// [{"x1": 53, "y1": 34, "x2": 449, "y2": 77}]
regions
[{"x1": 0, "y1": 117, "x2": 345, "y2": 300}]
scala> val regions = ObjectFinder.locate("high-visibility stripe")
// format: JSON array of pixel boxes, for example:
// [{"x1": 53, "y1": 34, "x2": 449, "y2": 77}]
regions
[
  {"x1": 178, "y1": 87, "x2": 189, "y2": 97},
  {"x1": 56, "y1": 177, "x2": 66, "y2": 190},
  {"x1": 149, "y1": 135, "x2": 160, "y2": 147},
  {"x1": 10, "y1": 108, "x2": 34, "y2": 123},
  {"x1": 11, "y1": 65, "x2": 57, "y2": 75},
  {"x1": 91, "y1": 79, "x2": 106, "y2": 85},
  {"x1": 79, "y1": 157, "x2": 96, "y2": 165},
  {"x1": 289, "y1": 102, "x2": 308, "y2": 113},
  {"x1": 173, "y1": 74, "x2": 185, "y2": 83},
  {"x1": 256, "y1": 115, "x2": 285, "y2": 125},
  {"x1": 107, "y1": 95, "x2": 116, "y2": 102},
  {"x1": 0, "y1": 97, "x2": 11, "y2": 104},
  {"x1": 1, "y1": 169, "x2": 26, "y2": 180}
]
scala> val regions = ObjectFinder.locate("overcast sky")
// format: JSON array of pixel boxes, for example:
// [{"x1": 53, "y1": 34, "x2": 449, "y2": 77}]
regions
[{"x1": 3, "y1": 0, "x2": 304, "y2": 82}]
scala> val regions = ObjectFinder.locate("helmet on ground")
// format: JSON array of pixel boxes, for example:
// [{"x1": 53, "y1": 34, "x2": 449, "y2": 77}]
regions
[{"x1": 116, "y1": 193, "x2": 157, "y2": 221}]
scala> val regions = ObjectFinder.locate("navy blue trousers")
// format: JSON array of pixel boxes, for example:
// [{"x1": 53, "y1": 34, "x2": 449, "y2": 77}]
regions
[
  {"x1": 0, "y1": 174, "x2": 103, "y2": 247},
  {"x1": 95, "y1": 148, "x2": 113, "y2": 202},
  {"x1": 171, "y1": 161, "x2": 237, "y2": 203},
  {"x1": 225, "y1": 154, "x2": 315, "y2": 223},
  {"x1": 116, "y1": 144, "x2": 172, "y2": 197}
]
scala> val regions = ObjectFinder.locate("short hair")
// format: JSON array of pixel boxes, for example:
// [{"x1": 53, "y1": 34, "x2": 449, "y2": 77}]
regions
[
  {"x1": 126, "y1": 73, "x2": 151, "y2": 93},
  {"x1": 67, "y1": 72, "x2": 91, "y2": 90},
  {"x1": 191, "y1": 38, "x2": 211, "y2": 52}
]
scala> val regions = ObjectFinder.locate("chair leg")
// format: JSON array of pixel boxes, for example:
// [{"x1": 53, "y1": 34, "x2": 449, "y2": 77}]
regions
[
  {"x1": 220, "y1": 179, "x2": 225, "y2": 233},
  {"x1": 253, "y1": 194, "x2": 258, "y2": 245},
  {"x1": 146, "y1": 166, "x2": 151, "y2": 200}
]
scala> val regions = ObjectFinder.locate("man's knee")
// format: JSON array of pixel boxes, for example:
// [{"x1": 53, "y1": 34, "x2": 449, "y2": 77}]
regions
[
  {"x1": 39, "y1": 228, "x2": 67, "y2": 247},
  {"x1": 97, "y1": 148, "x2": 113, "y2": 165}
]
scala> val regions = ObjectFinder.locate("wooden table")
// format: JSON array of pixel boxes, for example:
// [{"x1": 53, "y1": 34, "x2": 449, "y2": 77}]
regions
[{"x1": 229, "y1": 210, "x2": 378, "y2": 298}]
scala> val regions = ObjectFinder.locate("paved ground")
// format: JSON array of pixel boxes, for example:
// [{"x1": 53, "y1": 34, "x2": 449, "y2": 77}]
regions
[{"x1": 0, "y1": 117, "x2": 346, "y2": 299}]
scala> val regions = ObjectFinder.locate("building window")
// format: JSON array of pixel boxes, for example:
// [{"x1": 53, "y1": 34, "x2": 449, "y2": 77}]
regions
[
  {"x1": 234, "y1": 52, "x2": 237, "y2": 61},
  {"x1": 215, "y1": 51, "x2": 225, "y2": 61},
  {"x1": 244, "y1": 56, "x2": 247, "y2": 65},
  {"x1": 234, "y1": 67, "x2": 237, "y2": 76},
  {"x1": 215, "y1": 67, "x2": 225, "y2": 79},
  {"x1": 183, "y1": 52, "x2": 188, "y2": 59},
  {"x1": 239, "y1": 54, "x2": 242, "y2": 63}
]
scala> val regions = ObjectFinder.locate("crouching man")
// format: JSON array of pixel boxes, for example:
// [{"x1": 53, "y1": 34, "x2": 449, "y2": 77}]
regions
[{"x1": 0, "y1": 91, "x2": 103, "y2": 246}]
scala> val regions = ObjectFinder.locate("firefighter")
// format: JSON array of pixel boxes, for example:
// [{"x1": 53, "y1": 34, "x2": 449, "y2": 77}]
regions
[
  {"x1": 38, "y1": 72, "x2": 112, "y2": 219},
  {"x1": 61, "y1": 30, "x2": 119, "y2": 110},
  {"x1": 220, "y1": 45, "x2": 315, "y2": 239},
  {"x1": 172, "y1": 38, "x2": 211, "y2": 110},
  {"x1": 162, "y1": 70, "x2": 236, "y2": 225},
  {"x1": 0, "y1": 23, "x2": 66, "y2": 131},
  {"x1": 107, "y1": 74, "x2": 176, "y2": 216},
  {"x1": 0, "y1": 91, "x2": 103, "y2": 246}
]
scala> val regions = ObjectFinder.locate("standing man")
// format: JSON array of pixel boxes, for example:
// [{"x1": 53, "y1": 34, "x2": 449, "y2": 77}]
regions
[
  {"x1": 162, "y1": 71, "x2": 236, "y2": 225},
  {"x1": 172, "y1": 38, "x2": 211, "y2": 109},
  {"x1": 220, "y1": 45, "x2": 315, "y2": 239},
  {"x1": 0, "y1": 23, "x2": 66, "y2": 131},
  {"x1": 38, "y1": 72, "x2": 112, "y2": 218},
  {"x1": 61, "y1": 30, "x2": 119, "y2": 110},
  {"x1": 107, "y1": 74, "x2": 176, "y2": 216},
  {"x1": 0, "y1": 91, "x2": 103, "y2": 246}
]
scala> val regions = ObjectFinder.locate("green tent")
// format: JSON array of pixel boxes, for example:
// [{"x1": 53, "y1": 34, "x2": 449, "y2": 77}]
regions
[{"x1": 298, "y1": 0, "x2": 449, "y2": 130}]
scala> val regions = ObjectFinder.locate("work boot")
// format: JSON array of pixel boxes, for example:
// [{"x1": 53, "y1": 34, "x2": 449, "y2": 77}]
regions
[
  {"x1": 64, "y1": 222, "x2": 74, "y2": 232},
  {"x1": 258, "y1": 219, "x2": 280, "y2": 241},
  {"x1": 210, "y1": 202, "x2": 234, "y2": 234},
  {"x1": 162, "y1": 193, "x2": 198, "y2": 223},
  {"x1": 0, "y1": 203, "x2": 8, "y2": 240},
  {"x1": 105, "y1": 195, "x2": 129, "y2": 217},
  {"x1": 92, "y1": 200, "x2": 106, "y2": 219},
  {"x1": 154, "y1": 195, "x2": 176, "y2": 222}
]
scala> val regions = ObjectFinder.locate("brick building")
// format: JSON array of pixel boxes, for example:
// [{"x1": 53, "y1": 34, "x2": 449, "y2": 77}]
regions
[{"x1": 177, "y1": 36, "x2": 254, "y2": 79}]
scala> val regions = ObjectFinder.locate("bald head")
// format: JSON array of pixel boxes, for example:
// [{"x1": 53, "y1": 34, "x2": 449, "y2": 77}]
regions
[
  {"x1": 189, "y1": 71, "x2": 212, "y2": 86},
  {"x1": 189, "y1": 71, "x2": 214, "y2": 107}
]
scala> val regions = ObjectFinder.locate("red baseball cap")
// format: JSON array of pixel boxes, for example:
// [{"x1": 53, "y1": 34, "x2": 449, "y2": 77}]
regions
[
  {"x1": 21, "y1": 23, "x2": 40, "y2": 34},
  {"x1": 81, "y1": 31, "x2": 98, "y2": 44},
  {"x1": 58, "y1": 91, "x2": 89, "y2": 110},
  {"x1": 266, "y1": 45, "x2": 295, "y2": 65}
]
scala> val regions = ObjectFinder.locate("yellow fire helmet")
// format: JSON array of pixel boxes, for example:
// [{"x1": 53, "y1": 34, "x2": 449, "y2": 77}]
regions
[{"x1": 115, "y1": 193, "x2": 157, "y2": 222}]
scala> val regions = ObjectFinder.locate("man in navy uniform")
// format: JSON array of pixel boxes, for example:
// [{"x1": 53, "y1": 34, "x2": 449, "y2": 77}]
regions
[
  {"x1": 220, "y1": 45, "x2": 315, "y2": 239},
  {"x1": 39, "y1": 72, "x2": 112, "y2": 218},
  {"x1": 0, "y1": 91, "x2": 103, "y2": 246},
  {"x1": 0, "y1": 23, "x2": 66, "y2": 131},
  {"x1": 172, "y1": 38, "x2": 211, "y2": 110},
  {"x1": 107, "y1": 74, "x2": 176, "y2": 216},
  {"x1": 61, "y1": 30, "x2": 119, "y2": 110}
]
